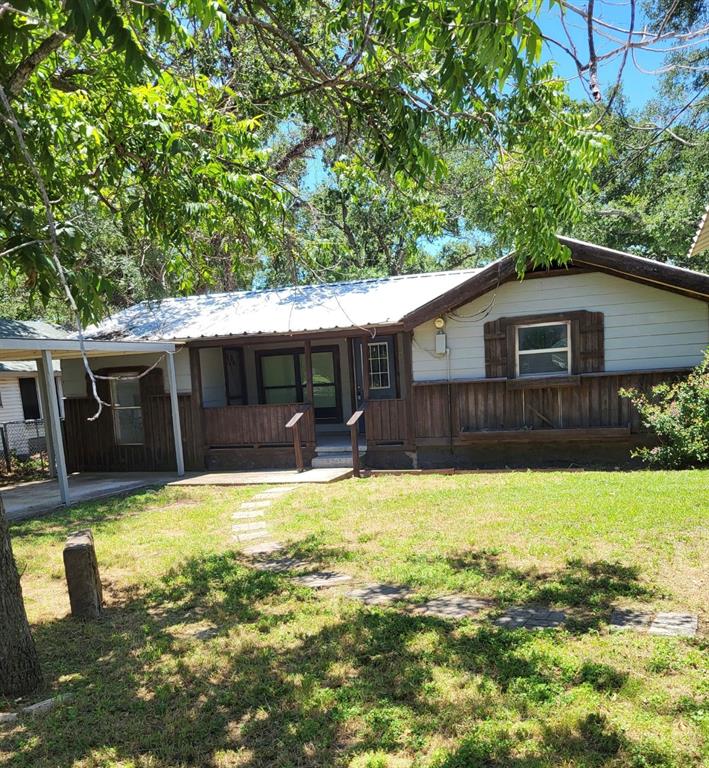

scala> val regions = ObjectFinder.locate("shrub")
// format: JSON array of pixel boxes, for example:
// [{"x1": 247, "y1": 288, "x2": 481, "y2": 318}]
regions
[{"x1": 620, "y1": 350, "x2": 709, "y2": 468}]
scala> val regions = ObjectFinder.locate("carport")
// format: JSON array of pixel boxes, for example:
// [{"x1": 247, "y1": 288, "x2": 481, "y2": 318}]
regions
[{"x1": 0, "y1": 320, "x2": 183, "y2": 507}]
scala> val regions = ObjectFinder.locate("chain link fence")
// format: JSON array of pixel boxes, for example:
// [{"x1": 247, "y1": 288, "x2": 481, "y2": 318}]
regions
[{"x1": 0, "y1": 420, "x2": 50, "y2": 477}]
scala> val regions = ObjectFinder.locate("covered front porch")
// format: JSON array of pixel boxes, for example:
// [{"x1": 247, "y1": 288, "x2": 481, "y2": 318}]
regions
[{"x1": 190, "y1": 330, "x2": 414, "y2": 472}]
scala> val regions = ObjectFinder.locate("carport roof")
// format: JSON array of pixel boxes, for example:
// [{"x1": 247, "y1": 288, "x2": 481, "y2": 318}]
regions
[{"x1": 0, "y1": 318, "x2": 178, "y2": 361}]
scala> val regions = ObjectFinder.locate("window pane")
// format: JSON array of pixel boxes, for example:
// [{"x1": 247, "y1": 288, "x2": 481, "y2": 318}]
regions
[
  {"x1": 299, "y1": 352, "x2": 335, "y2": 386},
  {"x1": 313, "y1": 384, "x2": 336, "y2": 408},
  {"x1": 519, "y1": 351, "x2": 569, "y2": 376},
  {"x1": 518, "y1": 324, "x2": 567, "y2": 351},
  {"x1": 368, "y1": 342, "x2": 390, "y2": 389},
  {"x1": 225, "y1": 349, "x2": 245, "y2": 404},
  {"x1": 115, "y1": 408, "x2": 144, "y2": 444},
  {"x1": 112, "y1": 378, "x2": 141, "y2": 407},
  {"x1": 261, "y1": 355, "x2": 296, "y2": 387},
  {"x1": 264, "y1": 387, "x2": 298, "y2": 404}
]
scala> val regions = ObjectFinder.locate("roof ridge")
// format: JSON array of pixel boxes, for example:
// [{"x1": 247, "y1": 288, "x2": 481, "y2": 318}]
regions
[
  {"x1": 120, "y1": 266, "x2": 485, "y2": 311},
  {"x1": 558, "y1": 235, "x2": 709, "y2": 278}
]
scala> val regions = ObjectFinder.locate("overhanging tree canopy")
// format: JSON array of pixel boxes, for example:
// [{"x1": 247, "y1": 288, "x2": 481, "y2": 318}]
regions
[{"x1": 0, "y1": 0, "x2": 616, "y2": 322}]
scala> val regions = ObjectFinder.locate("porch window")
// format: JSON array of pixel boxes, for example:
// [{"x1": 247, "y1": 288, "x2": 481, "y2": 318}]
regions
[
  {"x1": 368, "y1": 341, "x2": 391, "y2": 390},
  {"x1": 110, "y1": 376, "x2": 144, "y2": 445},
  {"x1": 260, "y1": 354, "x2": 299, "y2": 404},
  {"x1": 224, "y1": 348, "x2": 247, "y2": 405},
  {"x1": 516, "y1": 322, "x2": 570, "y2": 377}
]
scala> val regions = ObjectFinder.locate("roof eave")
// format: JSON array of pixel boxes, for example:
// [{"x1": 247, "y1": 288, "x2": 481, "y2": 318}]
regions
[{"x1": 400, "y1": 237, "x2": 709, "y2": 329}]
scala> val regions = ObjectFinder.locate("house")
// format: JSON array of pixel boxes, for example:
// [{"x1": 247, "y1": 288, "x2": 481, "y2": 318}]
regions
[
  {"x1": 688, "y1": 203, "x2": 709, "y2": 259},
  {"x1": 0, "y1": 323, "x2": 64, "y2": 464},
  {"x1": 59, "y1": 237, "x2": 709, "y2": 472}
]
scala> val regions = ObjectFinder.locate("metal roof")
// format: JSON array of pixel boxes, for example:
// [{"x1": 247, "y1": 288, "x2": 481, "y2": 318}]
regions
[
  {"x1": 0, "y1": 360, "x2": 60, "y2": 374},
  {"x1": 0, "y1": 319, "x2": 72, "y2": 340},
  {"x1": 0, "y1": 317, "x2": 178, "y2": 362},
  {"x1": 84, "y1": 268, "x2": 484, "y2": 341}
]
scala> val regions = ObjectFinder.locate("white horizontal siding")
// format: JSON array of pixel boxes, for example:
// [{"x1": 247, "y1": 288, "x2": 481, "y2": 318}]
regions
[
  {"x1": 412, "y1": 271, "x2": 709, "y2": 381},
  {"x1": 0, "y1": 377, "x2": 29, "y2": 423},
  {"x1": 61, "y1": 347, "x2": 191, "y2": 397}
]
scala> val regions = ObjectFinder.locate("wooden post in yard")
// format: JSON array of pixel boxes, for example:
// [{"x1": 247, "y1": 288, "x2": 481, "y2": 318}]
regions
[{"x1": 293, "y1": 419, "x2": 303, "y2": 472}]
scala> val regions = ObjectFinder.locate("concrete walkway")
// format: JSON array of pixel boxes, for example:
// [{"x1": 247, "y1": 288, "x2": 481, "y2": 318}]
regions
[
  {"x1": 171, "y1": 468, "x2": 351, "y2": 486},
  {"x1": 2, "y1": 473, "x2": 178, "y2": 522},
  {"x1": 2, "y1": 467, "x2": 351, "y2": 522}
]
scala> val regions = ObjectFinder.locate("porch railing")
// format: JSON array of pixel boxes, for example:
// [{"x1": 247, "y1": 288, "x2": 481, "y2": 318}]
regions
[
  {"x1": 285, "y1": 404, "x2": 312, "y2": 472},
  {"x1": 347, "y1": 404, "x2": 366, "y2": 478},
  {"x1": 203, "y1": 403, "x2": 315, "y2": 447}
]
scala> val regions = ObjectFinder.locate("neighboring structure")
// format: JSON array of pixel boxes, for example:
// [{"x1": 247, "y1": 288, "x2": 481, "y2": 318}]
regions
[
  {"x1": 688, "y1": 203, "x2": 709, "y2": 259},
  {"x1": 60, "y1": 237, "x2": 709, "y2": 471},
  {"x1": 0, "y1": 359, "x2": 61, "y2": 462}
]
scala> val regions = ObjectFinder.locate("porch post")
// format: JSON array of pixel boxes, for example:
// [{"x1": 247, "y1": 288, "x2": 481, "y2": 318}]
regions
[
  {"x1": 39, "y1": 350, "x2": 70, "y2": 505},
  {"x1": 304, "y1": 339, "x2": 314, "y2": 405},
  {"x1": 188, "y1": 347, "x2": 205, "y2": 469},
  {"x1": 360, "y1": 336, "x2": 370, "y2": 402},
  {"x1": 166, "y1": 353, "x2": 185, "y2": 476}
]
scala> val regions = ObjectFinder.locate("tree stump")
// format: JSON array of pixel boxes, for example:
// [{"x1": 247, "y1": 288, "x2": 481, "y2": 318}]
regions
[{"x1": 63, "y1": 530, "x2": 102, "y2": 619}]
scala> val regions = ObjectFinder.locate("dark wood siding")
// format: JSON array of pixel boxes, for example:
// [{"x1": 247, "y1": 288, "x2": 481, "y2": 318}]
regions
[
  {"x1": 366, "y1": 399, "x2": 409, "y2": 444},
  {"x1": 203, "y1": 403, "x2": 315, "y2": 447},
  {"x1": 413, "y1": 370, "x2": 685, "y2": 443},
  {"x1": 64, "y1": 393, "x2": 201, "y2": 472}
]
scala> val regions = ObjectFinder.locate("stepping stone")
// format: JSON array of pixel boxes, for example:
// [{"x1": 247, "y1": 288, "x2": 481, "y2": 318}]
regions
[
  {"x1": 239, "y1": 500, "x2": 272, "y2": 510},
  {"x1": 609, "y1": 609, "x2": 653, "y2": 632},
  {"x1": 251, "y1": 556, "x2": 310, "y2": 573},
  {"x1": 167, "y1": 622, "x2": 219, "y2": 640},
  {"x1": 193, "y1": 626, "x2": 220, "y2": 640},
  {"x1": 259, "y1": 486, "x2": 294, "y2": 495},
  {"x1": 234, "y1": 530, "x2": 270, "y2": 542},
  {"x1": 346, "y1": 583, "x2": 414, "y2": 606},
  {"x1": 232, "y1": 520, "x2": 268, "y2": 531},
  {"x1": 244, "y1": 541, "x2": 283, "y2": 555},
  {"x1": 495, "y1": 607, "x2": 566, "y2": 630},
  {"x1": 413, "y1": 595, "x2": 492, "y2": 620},
  {"x1": 648, "y1": 612, "x2": 698, "y2": 637},
  {"x1": 293, "y1": 571, "x2": 353, "y2": 588},
  {"x1": 232, "y1": 509, "x2": 266, "y2": 520}
]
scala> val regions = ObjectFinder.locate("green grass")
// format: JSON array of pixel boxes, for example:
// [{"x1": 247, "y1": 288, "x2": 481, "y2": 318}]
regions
[{"x1": 2, "y1": 472, "x2": 707, "y2": 768}]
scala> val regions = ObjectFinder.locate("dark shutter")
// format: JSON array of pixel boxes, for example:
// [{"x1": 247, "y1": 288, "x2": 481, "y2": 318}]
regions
[
  {"x1": 484, "y1": 319, "x2": 508, "y2": 378},
  {"x1": 577, "y1": 311, "x2": 605, "y2": 373}
]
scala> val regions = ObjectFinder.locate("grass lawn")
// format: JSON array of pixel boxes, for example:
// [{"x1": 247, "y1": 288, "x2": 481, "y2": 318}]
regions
[{"x1": 2, "y1": 472, "x2": 707, "y2": 767}]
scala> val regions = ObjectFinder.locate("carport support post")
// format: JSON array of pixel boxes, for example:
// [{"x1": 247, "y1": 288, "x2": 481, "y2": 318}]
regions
[
  {"x1": 39, "y1": 350, "x2": 70, "y2": 505},
  {"x1": 35, "y1": 355, "x2": 56, "y2": 477},
  {"x1": 166, "y1": 353, "x2": 185, "y2": 477}
]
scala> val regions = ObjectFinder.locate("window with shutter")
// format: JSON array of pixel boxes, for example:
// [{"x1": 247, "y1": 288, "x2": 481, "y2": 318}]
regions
[{"x1": 484, "y1": 311, "x2": 604, "y2": 378}]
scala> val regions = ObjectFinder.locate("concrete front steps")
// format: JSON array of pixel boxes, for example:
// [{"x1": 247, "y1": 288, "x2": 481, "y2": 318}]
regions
[{"x1": 311, "y1": 433, "x2": 366, "y2": 469}]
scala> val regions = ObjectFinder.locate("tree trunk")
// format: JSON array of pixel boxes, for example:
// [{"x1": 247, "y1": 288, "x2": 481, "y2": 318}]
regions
[{"x1": 0, "y1": 496, "x2": 42, "y2": 696}]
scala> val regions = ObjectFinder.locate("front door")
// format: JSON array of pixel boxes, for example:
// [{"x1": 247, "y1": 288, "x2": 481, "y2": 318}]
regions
[
  {"x1": 353, "y1": 336, "x2": 398, "y2": 404},
  {"x1": 257, "y1": 347, "x2": 342, "y2": 423}
]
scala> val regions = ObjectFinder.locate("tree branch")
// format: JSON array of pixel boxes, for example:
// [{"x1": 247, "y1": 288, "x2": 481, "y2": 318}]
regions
[{"x1": 5, "y1": 32, "x2": 66, "y2": 98}]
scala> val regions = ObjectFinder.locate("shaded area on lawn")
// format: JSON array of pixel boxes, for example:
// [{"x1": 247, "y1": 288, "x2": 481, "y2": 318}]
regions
[
  {"x1": 446, "y1": 548, "x2": 655, "y2": 630},
  {"x1": 4, "y1": 546, "x2": 693, "y2": 768}
]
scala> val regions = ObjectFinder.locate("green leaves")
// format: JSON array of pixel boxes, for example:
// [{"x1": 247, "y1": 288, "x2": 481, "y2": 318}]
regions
[{"x1": 1, "y1": 0, "x2": 613, "y2": 321}]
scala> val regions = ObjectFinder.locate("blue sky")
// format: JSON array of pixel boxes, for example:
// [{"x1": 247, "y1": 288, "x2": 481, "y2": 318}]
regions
[
  {"x1": 535, "y1": 0, "x2": 666, "y2": 109},
  {"x1": 302, "y1": 2, "x2": 668, "y2": 195}
]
